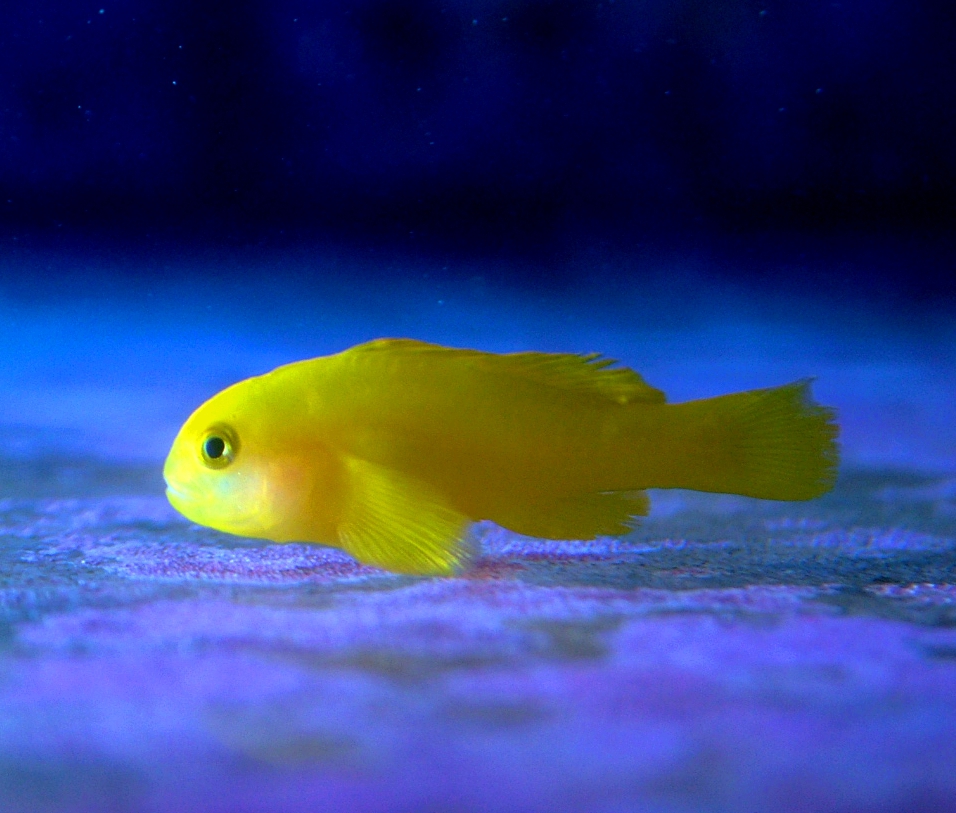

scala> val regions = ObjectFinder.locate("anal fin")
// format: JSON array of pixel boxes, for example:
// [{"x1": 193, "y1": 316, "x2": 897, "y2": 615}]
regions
[
  {"x1": 337, "y1": 457, "x2": 471, "y2": 575},
  {"x1": 493, "y1": 490, "x2": 649, "y2": 540}
]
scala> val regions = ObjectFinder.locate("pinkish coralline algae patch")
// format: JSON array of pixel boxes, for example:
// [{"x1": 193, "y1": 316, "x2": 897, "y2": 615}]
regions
[{"x1": 0, "y1": 469, "x2": 955, "y2": 812}]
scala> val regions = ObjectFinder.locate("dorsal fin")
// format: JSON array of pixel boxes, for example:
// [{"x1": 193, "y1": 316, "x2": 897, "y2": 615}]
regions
[
  {"x1": 352, "y1": 338, "x2": 665, "y2": 405},
  {"x1": 481, "y1": 351, "x2": 665, "y2": 405}
]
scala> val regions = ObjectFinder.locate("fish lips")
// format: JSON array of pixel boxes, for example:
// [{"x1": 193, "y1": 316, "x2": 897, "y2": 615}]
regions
[{"x1": 164, "y1": 480, "x2": 200, "y2": 513}]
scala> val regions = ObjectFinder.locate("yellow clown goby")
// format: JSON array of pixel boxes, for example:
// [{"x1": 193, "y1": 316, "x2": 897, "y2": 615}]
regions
[{"x1": 164, "y1": 338, "x2": 839, "y2": 575}]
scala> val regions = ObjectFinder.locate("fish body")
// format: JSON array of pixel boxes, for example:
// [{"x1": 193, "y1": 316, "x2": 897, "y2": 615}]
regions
[{"x1": 164, "y1": 339, "x2": 839, "y2": 574}]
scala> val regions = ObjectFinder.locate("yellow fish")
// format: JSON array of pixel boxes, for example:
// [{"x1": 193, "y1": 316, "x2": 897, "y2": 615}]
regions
[{"x1": 164, "y1": 339, "x2": 839, "y2": 575}]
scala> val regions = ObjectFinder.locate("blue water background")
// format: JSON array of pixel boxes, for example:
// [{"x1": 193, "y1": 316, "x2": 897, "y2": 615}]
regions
[{"x1": 1, "y1": 240, "x2": 952, "y2": 476}]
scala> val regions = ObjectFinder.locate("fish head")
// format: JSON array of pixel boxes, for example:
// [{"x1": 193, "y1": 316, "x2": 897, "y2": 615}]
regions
[{"x1": 163, "y1": 375, "x2": 327, "y2": 541}]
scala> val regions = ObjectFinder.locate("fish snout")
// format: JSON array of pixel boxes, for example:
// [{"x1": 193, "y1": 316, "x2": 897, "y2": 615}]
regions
[
  {"x1": 165, "y1": 480, "x2": 199, "y2": 511},
  {"x1": 163, "y1": 463, "x2": 202, "y2": 510}
]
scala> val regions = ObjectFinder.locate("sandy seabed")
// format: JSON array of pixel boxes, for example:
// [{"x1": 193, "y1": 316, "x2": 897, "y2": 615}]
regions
[
  {"x1": 1, "y1": 250, "x2": 954, "y2": 811},
  {"x1": 1, "y1": 458, "x2": 954, "y2": 813}
]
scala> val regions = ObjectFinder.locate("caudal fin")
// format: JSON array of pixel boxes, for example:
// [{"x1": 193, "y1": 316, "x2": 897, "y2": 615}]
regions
[{"x1": 664, "y1": 380, "x2": 839, "y2": 501}]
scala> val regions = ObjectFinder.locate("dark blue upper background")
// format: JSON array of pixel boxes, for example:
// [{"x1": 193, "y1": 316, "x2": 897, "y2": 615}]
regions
[
  {"x1": 1, "y1": 0, "x2": 954, "y2": 297},
  {"x1": 0, "y1": 0, "x2": 954, "y2": 472}
]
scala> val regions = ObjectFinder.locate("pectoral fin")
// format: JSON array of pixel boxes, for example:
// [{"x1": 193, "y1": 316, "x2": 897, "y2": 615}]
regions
[{"x1": 337, "y1": 457, "x2": 471, "y2": 575}]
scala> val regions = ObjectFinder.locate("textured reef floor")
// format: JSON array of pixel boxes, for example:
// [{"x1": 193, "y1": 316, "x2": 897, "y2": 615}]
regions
[{"x1": 1, "y1": 457, "x2": 955, "y2": 813}]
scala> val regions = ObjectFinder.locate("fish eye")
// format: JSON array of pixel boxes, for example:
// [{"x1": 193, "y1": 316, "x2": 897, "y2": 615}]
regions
[
  {"x1": 204, "y1": 436, "x2": 225, "y2": 459},
  {"x1": 200, "y1": 425, "x2": 238, "y2": 469}
]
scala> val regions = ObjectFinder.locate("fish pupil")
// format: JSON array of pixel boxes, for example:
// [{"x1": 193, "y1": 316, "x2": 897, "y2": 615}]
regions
[{"x1": 204, "y1": 436, "x2": 226, "y2": 459}]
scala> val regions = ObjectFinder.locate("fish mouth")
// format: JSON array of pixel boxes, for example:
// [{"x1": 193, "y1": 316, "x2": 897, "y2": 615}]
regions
[{"x1": 165, "y1": 481, "x2": 198, "y2": 508}]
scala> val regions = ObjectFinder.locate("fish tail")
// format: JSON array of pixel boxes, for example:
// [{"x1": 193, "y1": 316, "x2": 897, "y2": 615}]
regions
[{"x1": 642, "y1": 380, "x2": 839, "y2": 500}]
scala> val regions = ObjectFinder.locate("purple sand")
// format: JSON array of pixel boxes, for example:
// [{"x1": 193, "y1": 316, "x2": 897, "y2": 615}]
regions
[{"x1": 1, "y1": 473, "x2": 955, "y2": 813}]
